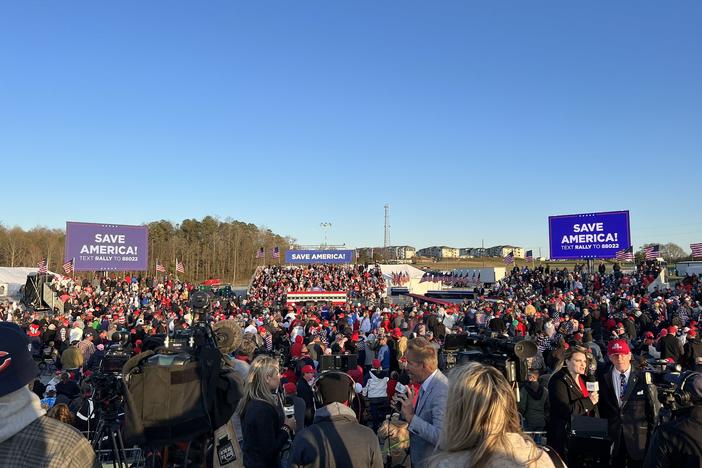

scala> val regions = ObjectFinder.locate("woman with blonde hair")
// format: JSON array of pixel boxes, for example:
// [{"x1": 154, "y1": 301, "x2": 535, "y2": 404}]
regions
[
  {"x1": 430, "y1": 362, "x2": 557, "y2": 468},
  {"x1": 237, "y1": 355, "x2": 296, "y2": 468}
]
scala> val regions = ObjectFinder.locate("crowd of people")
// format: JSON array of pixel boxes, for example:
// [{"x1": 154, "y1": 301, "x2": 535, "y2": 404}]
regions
[{"x1": 1, "y1": 259, "x2": 702, "y2": 467}]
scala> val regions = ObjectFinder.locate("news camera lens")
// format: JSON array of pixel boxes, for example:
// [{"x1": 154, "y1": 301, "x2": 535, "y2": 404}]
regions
[{"x1": 190, "y1": 291, "x2": 209, "y2": 309}]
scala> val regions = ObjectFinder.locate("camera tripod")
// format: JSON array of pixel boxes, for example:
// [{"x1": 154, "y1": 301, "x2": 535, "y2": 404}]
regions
[{"x1": 91, "y1": 412, "x2": 129, "y2": 468}]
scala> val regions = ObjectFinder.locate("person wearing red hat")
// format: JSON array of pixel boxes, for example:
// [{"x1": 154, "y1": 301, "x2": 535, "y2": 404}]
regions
[
  {"x1": 683, "y1": 328, "x2": 702, "y2": 372},
  {"x1": 658, "y1": 326, "x2": 684, "y2": 363},
  {"x1": 597, "y1": 338, "x2": 659, "y2": 467},
  {"x1": 297, "y1": 364, "x2": 316, "y2": 426}
]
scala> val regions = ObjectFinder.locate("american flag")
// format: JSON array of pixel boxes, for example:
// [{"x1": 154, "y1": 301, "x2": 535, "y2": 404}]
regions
[
  {"x1": 156, "y1": 260, "x2": 166, "y2": 273},
  {"x1": 644, "y1": 244, "x2": 660, "y2": 261},
  {"x1": 525, "y1": 250, "x2": 533, "y2": 262},
  {"x1": 62, "y1": 258, "x2": 74, "y2": 274},
  {"x1": 256, "y1": 247, "x2": 265, "y2": 259},
  {"x1": 37, "y1": 259, "x2": 48, "y2": 274},
  {"x1": 503, "y1": 251, "x2": 514, "y2": 264},
  {"x1": 176, "y1": 259, "x2": 185, "y2": 273},
  {"x1": 615, "y1": 246, "x2": 634, "y2": 262},
  {"x1": 691, "y1": 242, "x2": 702, "y2": 258},
  {"x1": 272, "y1": 246, "x2": 280, "y2": 259}
]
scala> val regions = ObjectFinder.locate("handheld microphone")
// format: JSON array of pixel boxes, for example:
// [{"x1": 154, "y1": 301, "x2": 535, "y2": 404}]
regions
[
  {"x1": 283, "y1": 396, "x2": 295, "y2": 418},
  {"x1": 394, "y1": 374, "x2": 411, "y2": 413},
  {"x1": 586, "y1": 372, "x2": 599, "y2": 393}
]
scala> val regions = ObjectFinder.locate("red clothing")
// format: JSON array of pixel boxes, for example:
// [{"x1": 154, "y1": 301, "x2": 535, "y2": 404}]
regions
[{"x1": 577, "y1": 375, "x2": 589, "y2": 398}]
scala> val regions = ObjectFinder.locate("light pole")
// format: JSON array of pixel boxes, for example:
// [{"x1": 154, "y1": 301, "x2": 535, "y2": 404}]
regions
[{"x1": 320, "y1": 222, "x2": 332, "y2": 248}]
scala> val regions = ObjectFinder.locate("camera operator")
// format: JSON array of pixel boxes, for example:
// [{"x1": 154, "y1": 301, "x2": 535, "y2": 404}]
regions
[
  {"x1": 546, "y1": 346, "x2": 599, "y2": 461},
  {"x1": 597, "y1": 339, "x2": 659, "y2": 467},
  {"x1": 643, "y1": 372, "x2": 702, "y2": 468},
  {"x1": 289, "y1": 371, "x2": 383, "y2": 468}
]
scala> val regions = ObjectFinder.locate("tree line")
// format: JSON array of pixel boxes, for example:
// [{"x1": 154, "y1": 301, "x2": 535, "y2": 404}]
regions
[{"x1": 0, "y1": 216, "x2": 293, "y2": 285}]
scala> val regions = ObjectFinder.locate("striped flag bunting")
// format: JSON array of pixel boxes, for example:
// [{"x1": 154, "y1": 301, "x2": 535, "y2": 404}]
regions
[
  {"x1": 615, "y1": 246, "x2": 634, "y2": 262},
  {"x1": 156, "y1": 260, "x2": 166, "y2": 273},
  {"x1": 176, "y1": 259, "x2": 185, "y2": 273},
  {"x1": 503, "y1": 251, "x2": 515, "y2": 264},
  {"x1": 643, "y1": 244, "x2": 660, "y2": 261},
  {"x1": 62, "y1": 259, "x2": 74, "y2": 274},
  {"x1": 691, "y1": 243, "x2": 702, "y2": 258}
]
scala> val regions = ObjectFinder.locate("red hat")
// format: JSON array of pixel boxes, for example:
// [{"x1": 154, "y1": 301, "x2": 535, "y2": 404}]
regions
[
  {"x1": 323, "y1": 320, "x2": 329, "y2": 326},
  {"x1": 607, "y1": 339, "x2": 631, "y2": 356},
  {"x1": 668, "y1": 325, "x2": 678, "y2": 335},
  {"x1": 689, "y1": 329, "x2": 697, "y2": 338},
  {"x1": 644, "y1": 331, "x2": 654, "y2": 339},
  {"x1": 301, "y1": 365, "x2": 315, "y2": 374},
  {"x1": 392, "y1": 328, "x2": 403, "y2": 338},
  {"x1": 283, "y1": 382, "x2": 297, "y2": 395},
  {"x1": 616, "y1": 322, "x2": 624, "y2": 329},
  {"x1": 372, "y1": 359, "x2": 381, "y2": 369},
  {"x1": 258, "y1": 326, "x2": 267, "y2": 334},
  {"x1": 351, "y1": 332, "x2": 359, "y2": 342}
]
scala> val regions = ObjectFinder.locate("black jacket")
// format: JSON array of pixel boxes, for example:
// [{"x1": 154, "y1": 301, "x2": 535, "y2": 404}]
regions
[
  {"x1": 659, "y1": 335, "x2": 683, "y2": 362},
  {"x1": 296, "y1": 378, "x2": 315, "y2": 426},
  {"x1": 597, "y1": 366, "x2": 659, "y2": 460},
  {"x1": 643, "y1": 405, "x2": 702, "y2": 468},
  {"x1": 546, "y1": 367, "x2": 595, "y2": 458},
  {"x1": 241, "y1": 399, "x2": 289, "y2": 468}
]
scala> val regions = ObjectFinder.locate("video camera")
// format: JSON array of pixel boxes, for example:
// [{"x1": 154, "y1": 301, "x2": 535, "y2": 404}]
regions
[
  {"x1": 644, "y1": 359, "x2": 687, "y2": 414},
  {"x1": 121, "y1": 290, "x2": 243, "y2": 448},
  {"x1": 443, "y1": 332, "x2": 537, "y2": 384}
]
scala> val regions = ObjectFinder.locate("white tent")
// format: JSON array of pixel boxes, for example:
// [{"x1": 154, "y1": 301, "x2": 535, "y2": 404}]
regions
[{"x1": 0, "y1": 266, "x2": 57, "y2": 298}]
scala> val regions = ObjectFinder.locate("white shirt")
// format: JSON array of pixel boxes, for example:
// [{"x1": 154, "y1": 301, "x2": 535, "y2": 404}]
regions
[
  {"x1": 420, "y1": 369, "x2": 439, "y2": 395},
  {"x1": 612, "y1": 366, "x2": 632, "y2": 406}
]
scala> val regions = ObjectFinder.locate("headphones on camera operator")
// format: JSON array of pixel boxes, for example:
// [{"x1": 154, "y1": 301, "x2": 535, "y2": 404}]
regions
[
  {"x1": 675, "y1": 371, "x2": 702, "y2": 407},
  {"x1": 312, "y1": 370, "x2": 356, "y2": 410}
]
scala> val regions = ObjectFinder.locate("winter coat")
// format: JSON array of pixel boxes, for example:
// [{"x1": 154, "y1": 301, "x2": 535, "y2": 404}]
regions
[
  {"x1": 289, "y1": 402, "x2": 383, "y2": 468},
  {"x1": 643, "y1": 405, "x2": 702, "y2": 468},
  {"x1": 430, "y1": 432, "x2": 556, "y2": 468},
  {"x1": 362, "y1": 371, "x2": 389, "y2": 399},
  {"x1": 518, "y1": 382, "x2": 549, "y2": 430}
]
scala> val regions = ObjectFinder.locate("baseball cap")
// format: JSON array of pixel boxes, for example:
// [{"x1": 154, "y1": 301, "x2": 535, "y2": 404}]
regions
[
  {"x1": 607, "y1": 339, "x2": 631, "y2": 356},
  {"x1": 283, "y1": 382, "x2": 297, "y2": 395},
  {"x1": 372, "y1": 359, "x2": 381, "y2": 369},
  {"x1": 668, "y1": 325, "x2": 678, "y2": 335},
  {"x1": 0, "y1": 322, "x2": 40, "y2": 397},
  {"x1": 643, "y1": 331, "x2": 654, "y2": 339},
  {"x1": 301, "y1": 364, "x2": 315, "y2": 374}
]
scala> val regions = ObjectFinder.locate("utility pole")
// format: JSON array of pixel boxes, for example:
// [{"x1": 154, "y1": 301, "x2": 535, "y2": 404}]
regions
[{"x1": 384, "y1": 204, "x2": 390, "y2": 248}]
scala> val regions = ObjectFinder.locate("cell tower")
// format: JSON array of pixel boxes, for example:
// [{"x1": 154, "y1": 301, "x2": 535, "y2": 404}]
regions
[{"x1": 384, "y1": 203, "x2": 390, "y2": 248}]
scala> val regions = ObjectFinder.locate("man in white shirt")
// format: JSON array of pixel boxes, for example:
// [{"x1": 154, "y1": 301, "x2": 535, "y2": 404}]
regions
[{"x1": 394, "y1": 337, "x2": 448, "y2": 468}]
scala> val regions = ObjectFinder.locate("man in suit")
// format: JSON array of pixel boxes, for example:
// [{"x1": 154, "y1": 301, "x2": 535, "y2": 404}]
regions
[
  {"x1": 598, "y1": 339, "x2": 659, "y2": 468},
  {"x1": 395, "y1": 337, "x2": 448, "y2": 468}
]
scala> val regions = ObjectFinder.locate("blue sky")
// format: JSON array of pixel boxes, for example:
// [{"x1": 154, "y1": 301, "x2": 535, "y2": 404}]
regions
[{"x1": 1, "y1": 1, "x2": 700, "y2": 255}]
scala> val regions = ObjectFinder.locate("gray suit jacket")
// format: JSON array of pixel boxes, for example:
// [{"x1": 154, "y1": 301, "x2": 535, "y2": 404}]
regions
[{"x1": 409, "y1": 370, "x2": 448, "y2": 468}]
